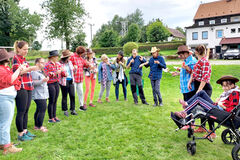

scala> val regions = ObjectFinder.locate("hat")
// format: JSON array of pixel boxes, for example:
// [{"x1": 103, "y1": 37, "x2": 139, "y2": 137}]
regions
[
  {"x1": 150, "y1": 47, "x2": 160, "y2": 53},
  {"x1": 61, "y1": 50, "x2": 72, "y2": 58},
  {"x1": 48, "y1": 50, "x2": 59, "y2": 58},
  {"x1": 0, "y1": 49, "x2": 15, "y2": 62},
  {"x1": 216, "y1": 75, "x2": 239, "y2": 84},
  {"x1": 177, "y1": 45, "x2": 189, "y2": 54},
  {"x1": 118, "y1": 50, "x2": 124, "y2": 57}
]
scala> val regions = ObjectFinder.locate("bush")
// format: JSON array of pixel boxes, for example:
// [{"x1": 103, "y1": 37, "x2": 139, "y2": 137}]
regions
[
  {"x1": 123, "y1": 42, "x2": 138, "y2": 56},
  {"x1": 138, "y1": 43, "x2": 184, "y2": 52},
  {"x1": 32, "y1": 41, "x2": 42, "y2": 51}
]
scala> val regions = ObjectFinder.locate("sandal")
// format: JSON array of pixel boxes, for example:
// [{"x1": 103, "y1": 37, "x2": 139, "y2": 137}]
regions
[{"x1": 39, "y1": 126, "x2": 48, "y2": 132}]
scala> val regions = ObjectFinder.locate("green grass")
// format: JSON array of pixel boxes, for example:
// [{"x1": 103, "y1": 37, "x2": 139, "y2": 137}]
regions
[{"x1": 1, "y1": 65, "x2": 240, "y2": 159}]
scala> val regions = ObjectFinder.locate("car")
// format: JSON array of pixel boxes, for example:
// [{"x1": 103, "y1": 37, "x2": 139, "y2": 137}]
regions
[{"x1": 223, "y1": 49, "x2": 240, "y2": 60}]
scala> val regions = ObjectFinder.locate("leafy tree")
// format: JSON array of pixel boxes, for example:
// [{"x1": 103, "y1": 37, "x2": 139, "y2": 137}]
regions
[
  {"x1": 126, "y1": 23, "x2": 140, "y2": 42},
  {"x1": 91, "y1": 24, "x2": 111, "y2": 47},
  {"x1": 0, "y1": 0, "x2": 41, "y2": 46},
  {"x1": 176, "y1": 26, "x2": 186, "y2": 35},
  {"x1": 139, "y1": 25, "x2": 147, "y2": 43},
  {"x1": 146, "y1": 21, "x2": 170, "y2": 42},
  {"x1": 70, "y1": 31, "x2": 87, "y2": 51},
  {"x1": 98, "y1": 29, "x2": 119, "y2": 47},
  {"x1": 110, "y1": 15, "x2": 124, "y2": 35},
  {"x1": 42, "y1": 0, "x2": 86, "y2": 49},
  {"x1": 126, "y1": 9, "x2": 144, "y2": 28},
  {"x1": 32, "y1": 41, "x2": 42, "y2": 50}
]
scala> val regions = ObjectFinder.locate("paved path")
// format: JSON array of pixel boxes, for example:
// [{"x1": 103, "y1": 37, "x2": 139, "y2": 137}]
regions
[{"x1": 166, "y1": 60, "x2": 240, "y2": 65}]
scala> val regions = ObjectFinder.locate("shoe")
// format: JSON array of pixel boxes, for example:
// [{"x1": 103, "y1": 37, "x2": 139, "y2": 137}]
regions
[
  {"x1": 89, "y1": 103, "x2": 96, "y2": 107},
  {"x1": 134, "y1": 102, "x2": 138, "y2": 105},
  {"x1": 2, "y1": 144, "x2": 22, "y2": 155},
  {"x1": 26, "y1": 131, "x2": 36, "y2": 137},
  {"x1": 64, "y1": 111, "x2": 69, "y2": 117},
  {"x1": 71, "y1": 110, "x2": 78, "y2": 115},
  {"x1": 143, "y1": 102, "x2": 149, "y2": 105},
  {"x1": 97, "y1": 99, "x2": 102, "y2": 103},
  {"x1": 79, "y1": 106, "x2": 87, "y2": 111},
  {"x1": 48, "y1": 118, "x2": 56, "y2": 123},
  {"x1": 153, "y1": 103, "x2": 158, "y2": 107},
  {"x1": 18, "y1": 133, "x2": 33, "y2": 141},
  {"x1": 54, "y1": 117, "x2": 61, "y2": 122},
  {"x1": 159, "y1": 103, "x2": 163, "y2": 107},
  {"x1": 124, "y1": 98, "x2": 128, "y2": 101},
  {"x1": 194, "y1": 127, "x2": 206, "y2": 133},
  {"x1": 106, "y1": 98, "x2": 110, "y2": 102},
  {"x1": 181, "y1": 124, "x2": 195, "y2": 130},
  {"x1": 204, "y1": 131, "x2": 216, "y2": 139},
  {"x1": 38, "y1": 126, "x2": 48, "y2": 133}
]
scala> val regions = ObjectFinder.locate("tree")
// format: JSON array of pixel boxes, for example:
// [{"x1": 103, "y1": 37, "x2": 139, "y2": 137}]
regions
[
  {"x1": 0, "y1": 0, "x2": 41, "y2": 46},
  {"x1": 42, "y1": 0, "x2": 86, "y2": 49},
  {"x1": 139, "y1": 25, "x2": 147, "y2": 43},
  {"x1": 146, "y1": 21, "x2": 170, "y2": 42},
  {"x1": 126, "y1": 9, "x2": 144, "y2": 28},
  {"x1": 32, "y1": 41, "x2": 42, "y2": 50},
  {"x1": 98, "y1": 29, "x2": 119, "y2": 47},
  {"x1": 126, "y1": 23, "x2": 140, "y2": 42},
  {"x1": 176, "y1": 26, "x2": 186, "y2": 36},
  {"x1": 70, "y1": 31, "x2": 87, "y2": 51},
  {"x1": 91, "y1": 24, "x2": 111, "y2": 47}
]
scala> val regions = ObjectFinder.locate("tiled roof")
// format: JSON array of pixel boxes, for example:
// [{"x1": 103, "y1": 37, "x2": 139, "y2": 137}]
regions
[
  {"x1": 220, "y1": 37, "x2": 240, "y2": 44},
  {"x1": 194, "y1": 0, "x2": 240, "y2": 20},
  {"x1": 168, "y1": 28, "x2": 185, "y2": 39}
]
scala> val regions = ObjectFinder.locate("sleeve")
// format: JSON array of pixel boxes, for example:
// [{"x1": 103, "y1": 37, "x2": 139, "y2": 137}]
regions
[
  {"x1": 69, "y1": 55, "x2": 75, "y2": 65},
  {"x1": 122, "y1": 59, "x2": 127, "y2": 69},
  {"x1": 0, "y1": 70, "x2": 13, "y2": 87},
  {"x1": 229, "y1": 91, "x2": 240, "y2": 108},
  {"x1": 31, "y1": 71, "x2": 43, "y2": 86},
  {"x1": 98, "y1": 63, "x2": 102, "y2": 82},
  {"x1": 12, "y1": 56, "x2": 20, "y2": 72},
  {"x1": 110, "y1": 64, "x2": 116, "y2": 70},
  {"x1": 126, "y1": 58, "x2": 131, "y2": 66},
  {"x1": 59, "y1": 63, "x2": 67, "y2": 77},
  {"x1": 201, "y1": 60, "x2": 211, "y2": 83},
  {"x1": 141, "y1": 57, "x2": 147, "y2": 63},
  {"x1": 158, "y1": 57, "x2": 166, "y2": 69}
]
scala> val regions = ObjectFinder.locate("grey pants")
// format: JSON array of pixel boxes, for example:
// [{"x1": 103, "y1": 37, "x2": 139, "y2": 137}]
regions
[
  {"x1": 151, "y1": 79, "x2": 162, "y2": 105},
  {"x1": 130, "y1": 73, "x2": 146, "y2": 103},
  {"x1": 98, "y1": 81, "x2": 111, "y2": 99}
]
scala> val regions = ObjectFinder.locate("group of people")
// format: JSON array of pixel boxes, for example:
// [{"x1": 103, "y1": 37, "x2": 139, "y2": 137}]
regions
[{"x1": 0, "y1": 40, "x2": 239, "y2": 155}]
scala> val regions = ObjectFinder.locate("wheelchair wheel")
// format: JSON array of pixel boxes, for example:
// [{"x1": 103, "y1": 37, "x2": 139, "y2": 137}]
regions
[
  {"x1": 232, "y1": 144, "x2": 240, "y2": 160},
  {"x1": 186, "y1": 141, "x2": 196, "y2": 155},
  {"x1": 222, "y1": 129, "x2": 238, "y2": 145}
]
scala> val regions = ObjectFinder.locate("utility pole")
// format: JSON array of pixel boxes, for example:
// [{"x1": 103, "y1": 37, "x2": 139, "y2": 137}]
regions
[{"x1": 88, "y1": 23, "x2": 95, "y2": 44}]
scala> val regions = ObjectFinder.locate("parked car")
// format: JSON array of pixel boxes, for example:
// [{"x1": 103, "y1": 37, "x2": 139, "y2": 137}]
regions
[{"x1": 223, "y1": 49, "x2": 240, "y2": 60}]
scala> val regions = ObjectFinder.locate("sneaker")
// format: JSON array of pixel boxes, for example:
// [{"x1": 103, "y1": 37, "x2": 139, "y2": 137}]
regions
[
  {"x1": 48, "y1": 118, "x2": 56, "y2": 123},
  {"x1": 159, "y1": 103, "x2": 163, "y2": 107},
  {"x1": 18, "y1": 133, "x2": 33, "y2": 141},
  {"x1": 2, "y1": 144, "x2": 22, "y2": 155},
  {"x1": 153, "y1": 103, "x2": 158, "y2": 107},
  {"x1": 71, "y1": 110, "x2": 78, "y2": 115},
  {"x1": 194, "y1": 127, "x2": 206, "y2": 133},
  {"x1": 134, "y1": 102, "x2": 138, "y2": 105},
  {"x1": 106, "y1": 98, "x2": 110, "y2": 102},
  {"x1": 64, "y1": 111, "x2": 69, "y2": 117},
  {"x1": 97, "y1": 99, "x2": 102, "y2": 103},
  {"x1": 79, "y1": 106, "x2": 87, "y2": 111},
  {"x1": 143, "y1": 102, "x2": 149, "y2": 105},
  {"x1": 38, "y1": 126, "x2": 48, "y2": 133},
  {"x1": 124, "y1": 98, "x2": 128, "y2": 101},
  {"x1": 26, "y1": 131, "x2": 36, "y2": 137},
  {"x1": 54, "y1": 117, "x2": 61, "y2": 122},
  {"x1": 89, "y1": 103, "x2": 96, "y2": 107},
  {"x1": 204, "y1": 131, "x2": 216, "y2": 139}
]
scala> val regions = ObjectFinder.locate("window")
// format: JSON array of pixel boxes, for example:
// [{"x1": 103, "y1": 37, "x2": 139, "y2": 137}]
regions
[
  {"x1": 231, "y1": 28, "x2": 236, "y2": 33},
  {"x1": 221, "y1": 19, "x2": 227, "y2": 23},
  {"x1": 192, "y1": 32, "x2": 198, "y2": 40},
  {"x1": 198, "y1": 21, "x2": 204, "y2": 26},
  {"x1": 216, "y1": 30, "x2": 223, "y2": 38},
  {"x1": 231, "y1": 16, "x2": 240, "y2": 22},
  {"x1": 202, "y1": 31, "x2": 208, "y2": 39},
  {"x1": 209, "y1": 20, "x2": 215, "y2": 25}
]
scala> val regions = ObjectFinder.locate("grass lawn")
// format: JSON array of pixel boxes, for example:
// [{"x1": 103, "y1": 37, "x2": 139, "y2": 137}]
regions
[{"x1": 1, "y1": 65, "x2": 240, "y2": 160}]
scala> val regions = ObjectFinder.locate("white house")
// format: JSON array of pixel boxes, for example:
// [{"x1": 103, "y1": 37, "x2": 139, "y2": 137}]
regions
[{"x1": 186, "y1": 0, "x2": 240, "y2": 57}]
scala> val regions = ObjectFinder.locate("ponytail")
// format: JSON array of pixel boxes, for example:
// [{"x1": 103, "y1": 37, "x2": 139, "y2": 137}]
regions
[{"x1": 13, "y1": 40, "x2": 28, "y2": 53}]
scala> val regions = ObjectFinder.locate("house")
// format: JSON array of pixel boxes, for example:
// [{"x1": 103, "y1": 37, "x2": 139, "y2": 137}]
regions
[
  {"x1": 186, "y1": 0, "x2": 240, "y2": 58},
  {"x1": 167, "y1": 28, "x2": 185, "y2": 41}
]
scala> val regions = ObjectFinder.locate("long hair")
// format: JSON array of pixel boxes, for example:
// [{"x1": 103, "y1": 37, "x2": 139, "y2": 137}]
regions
[{"x1": 13, "y1": 40, "x2": 28, "y2": 53}]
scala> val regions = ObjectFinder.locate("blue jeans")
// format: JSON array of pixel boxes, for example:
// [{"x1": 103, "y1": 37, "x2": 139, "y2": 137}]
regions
[
  {"x1": 150, "y1": 79, "x2": 162, "y2": 105},
  {"x1": 115, "y1": 78, "x2": 127, "y2": 100},
  {"x1": 184, "y1": 90, "x2": 223, "y2": 114},
  {"x1": 0, "y1": 95, "x2": 15, "y2": 145}
]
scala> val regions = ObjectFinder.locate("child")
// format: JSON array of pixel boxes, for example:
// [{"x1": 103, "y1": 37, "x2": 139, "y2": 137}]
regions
[{"x1": 97, "y1": 54, "x2": 115, "y2": 103}]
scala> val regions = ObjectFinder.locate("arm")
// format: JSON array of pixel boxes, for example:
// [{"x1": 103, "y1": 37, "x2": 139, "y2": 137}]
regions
[
  {"x1": 157, "y1": 57, "x2": 166, "y2": 69},
  {"x1": 31, "y1": 71, "x2": 43, "y2": 86},
  {"x1": 139, "y1": 61, "x2": 149, "y2": 68},
  {"x1": 126, "y1": 58, "x2": 133, "y2": 69},
  {"x1": 187, "y1": 73, "x2": 194, "y2": 91}
]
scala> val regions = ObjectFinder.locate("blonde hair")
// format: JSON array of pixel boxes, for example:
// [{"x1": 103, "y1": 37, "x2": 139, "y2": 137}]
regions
[
  {"x1": 13, "y1": 40, "x2": 28, "y2": 53},
  {"x1": 101, "y1": 54, "x2": 108, "y2": 61}
]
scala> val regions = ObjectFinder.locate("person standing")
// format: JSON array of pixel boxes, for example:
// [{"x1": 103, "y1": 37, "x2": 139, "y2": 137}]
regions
[
  {"x1": 84, "y1": 49, "x2": 97, "y2": 108},
  {"x1": 44, "y1": 50, "x2": 66, "y2": 123},
  {"x1": 140, "y1": 47, "x2": 166, "y2": 106},
  {"x1": 59, "y1": 50, "x2": 78, "y2": 116},
  {"x1": 126, "y1": 49, "x2": 148, "y2": 105},
  {"x1": 113, "y1": 51, "x2": 127, "y2": 101},
  {"x1": 70, "y1": 46, "x2": 89, "y2": 111},
  {"x1": 0, "y1": 49, "x2": 23, "y2": 154},
  {"x1": 97, "y1": 54, "x2": 115, "y2": 103},
  {"x1": 31, "y1": 58, "x2": 49, "y2": 132},
  {"x1": 12, "y1": 41, "x2": 38, "y2": 141}
]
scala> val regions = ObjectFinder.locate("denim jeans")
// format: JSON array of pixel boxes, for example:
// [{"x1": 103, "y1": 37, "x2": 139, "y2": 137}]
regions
[
  {"x1": 150, "y1": 79, "x2": 162, "y2": 105},
  {"x1": 0, "y1": 95, "x2": 15, "y2": 145},
  {"x1": 115, "y1": 78, "x2": 127, "y2": 100}
]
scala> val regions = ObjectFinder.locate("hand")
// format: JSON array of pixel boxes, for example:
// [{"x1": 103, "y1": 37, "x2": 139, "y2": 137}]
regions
[
  {"x1": 130, "y1": 59, "x2": 134, "y2": 64},
  {"x1": 119, "y1": 61, "x2": 123, "y2": 65},
  {"x1": 215, "y1": 98, "x2": 220, "y2": 103},
  {"x1": 139, "y1": 56, "x2": 143, "y2": 61},
  {"x1": 154, "y1": 60, "x2": 160, "y2": 64},
  {"x1": 139, "y1": 64, "x2": 144, "y2": 68},
  {"x1": 18, "y1": 64, "x2": 27, "y2": 71},
  {"x1": 107, "y1": 62, "x2": 111, "y2": 65},
  {"x1": 42, "y1": 77, "x2": 49, "y2": 82},
  {"x1": 171, "y1": 71, "x2": 179, "y2": 77},
  {"x1": 74, "y1": 65, "x2": 78, "y2": 70},
  {"x1": 187, "y1": 82, "x2": 192, "y2": 91}
]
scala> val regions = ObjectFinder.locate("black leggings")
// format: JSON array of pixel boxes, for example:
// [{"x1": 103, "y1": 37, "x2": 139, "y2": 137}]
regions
[
  {"x1": 47, "y1": 82, "x2": 59, "y2": 119},
  {"x1": 34, "y1": 99, "x2": 47, "y2": 128},
  {"x1": 15, "y1": 89, "x2": 32, "y2": 132},
  {"x1": 60, "y1": 79, "x2": 75, "y2": 111}
]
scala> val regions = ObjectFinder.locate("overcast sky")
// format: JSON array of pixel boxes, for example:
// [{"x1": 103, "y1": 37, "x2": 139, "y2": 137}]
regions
[{"x1": 19, "y1": 0, "x2": 215, "y2": 49}]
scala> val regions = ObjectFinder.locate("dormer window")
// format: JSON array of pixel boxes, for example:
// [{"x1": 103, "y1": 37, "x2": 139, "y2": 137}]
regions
[
  {"x1": 199, "y1": 21, "x2": 204, "y2": 26},
  {"x1": 221, "y1": 19, "x2": 227, "y2": 23},
  {"x1": 231, "y1": 16, "x2": 240, "y2": 22},
  {"x1": 209, "y1": 20, "x2": 215, "y2": 25},
  {"x1": 231, "y1": 28, "x2": 236, "y2": 33}
]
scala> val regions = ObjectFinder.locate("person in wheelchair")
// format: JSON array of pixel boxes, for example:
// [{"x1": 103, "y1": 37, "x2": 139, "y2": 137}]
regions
[{"x1": 174, "y1": 75, "x2": 240, "y2": 138}]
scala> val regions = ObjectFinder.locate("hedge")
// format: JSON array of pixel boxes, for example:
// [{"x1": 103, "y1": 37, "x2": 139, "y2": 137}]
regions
[{"x1": 92, "y1": 41, "x2": 185, "y2": 55}]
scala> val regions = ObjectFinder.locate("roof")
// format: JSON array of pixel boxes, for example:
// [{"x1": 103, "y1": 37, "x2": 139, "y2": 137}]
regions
[
  {"x1": 220, "y1": 37, "x2": 240, "y2": 44},
  {"x1": 194, "y1": 0, "x2": 240, "y2": 20},
  {"x1": 168, "y1": 28, "x2": 185, "y2": 39}
]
